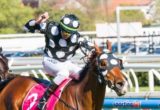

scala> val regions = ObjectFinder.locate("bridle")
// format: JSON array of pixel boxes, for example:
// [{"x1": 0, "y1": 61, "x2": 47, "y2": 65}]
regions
[
  {"x1": 79, "y1": 41, "x2": 124, "y2": 85},
  {"x1": 94, "y1": 52, "x2": 124, "y2": 88}
]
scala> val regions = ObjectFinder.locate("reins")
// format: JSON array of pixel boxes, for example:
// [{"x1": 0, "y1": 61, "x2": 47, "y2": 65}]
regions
[
  {"x1": 96, "y1": 67, "x2": 107, "y2": 85},
  {"x1": 79, "y1": 47, "x2": 108, "y2": 85},
  {"x1": 52, "y1": 90, "x2": 78, "y2": 110}
]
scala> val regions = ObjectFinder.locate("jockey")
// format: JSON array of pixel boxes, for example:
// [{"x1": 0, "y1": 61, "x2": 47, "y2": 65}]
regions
[{"x1": 24, "y1": 12, "x2": 93, "y2": 110}]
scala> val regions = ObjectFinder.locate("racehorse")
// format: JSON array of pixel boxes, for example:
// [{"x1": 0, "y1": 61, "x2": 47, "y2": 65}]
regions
[
  {"x1": 0, "y1": 41, "x2": 128, "y2": 110},
  {"x1": 0, "y1": 48, "x2": 9, "y2": 81}
]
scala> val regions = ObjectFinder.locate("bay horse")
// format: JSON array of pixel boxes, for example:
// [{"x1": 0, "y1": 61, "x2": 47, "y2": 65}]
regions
[
  {"x1": 0, "y1": 48, "x2": 9, "y2": 81},
  {"x1": 0, "y1": 42, "x2": 128, "y2": 110}
]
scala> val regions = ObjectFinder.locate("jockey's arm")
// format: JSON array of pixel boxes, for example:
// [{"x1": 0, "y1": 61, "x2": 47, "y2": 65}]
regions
[{"x1": 23, "y1": 12, "x2": 49, "y2": 33}]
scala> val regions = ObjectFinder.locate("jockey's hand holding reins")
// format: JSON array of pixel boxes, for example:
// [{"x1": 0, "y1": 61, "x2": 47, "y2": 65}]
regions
[{"x1": 79, "y1": 40, "x2": 95, "y2": 63}]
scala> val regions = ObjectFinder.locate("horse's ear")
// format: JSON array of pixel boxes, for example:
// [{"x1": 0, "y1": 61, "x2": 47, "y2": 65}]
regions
[
  {"x1": 94, "y1": 41, "x2": 102, "y2": 55},
  {"x1": 106, "y1": 40, "x2": 112, "y2": 52},
  {"x1": 0, "y1": 47, "x2": 2, "y2": 53}
]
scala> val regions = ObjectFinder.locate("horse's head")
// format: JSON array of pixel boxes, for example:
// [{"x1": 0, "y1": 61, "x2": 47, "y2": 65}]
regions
[
  {"x1": 92, "y1": 41, "x2": 128, "y2": 96},
  {"x1": 0, "y1": 50, "x2": 9, "y2": 80}
]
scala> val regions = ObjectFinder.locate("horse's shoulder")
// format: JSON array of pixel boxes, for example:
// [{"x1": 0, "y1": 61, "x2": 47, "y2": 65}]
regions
[{"x1": 62, "y1": 80, "x2": 79, "y2": 94}]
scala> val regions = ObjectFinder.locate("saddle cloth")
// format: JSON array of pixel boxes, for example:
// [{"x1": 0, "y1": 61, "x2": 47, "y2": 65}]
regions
[{"x1": 22, "y1": 78, "x2": 72, "y2": 110}]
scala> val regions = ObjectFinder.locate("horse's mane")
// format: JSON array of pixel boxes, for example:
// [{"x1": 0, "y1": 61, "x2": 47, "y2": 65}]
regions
[
  {"x1": 75, "y1": 62, "x2": 90, "y2": 83},
  {"x1": 74, "y1": 52, "x2": 97, "y2": 83}
]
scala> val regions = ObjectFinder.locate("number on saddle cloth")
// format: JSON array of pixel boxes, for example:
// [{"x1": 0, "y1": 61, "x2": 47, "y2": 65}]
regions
[{"x1": 22, "y1": 77, "x2": 72, "y2": 110}]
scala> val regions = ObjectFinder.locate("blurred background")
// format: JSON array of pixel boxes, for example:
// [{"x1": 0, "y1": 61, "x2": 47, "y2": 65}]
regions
[{"x1": 1, "y1": 0, "x2": 160, "y2": 110}]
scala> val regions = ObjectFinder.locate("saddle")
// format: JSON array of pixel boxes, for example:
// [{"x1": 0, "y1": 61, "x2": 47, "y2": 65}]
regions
[{"x1": 22, "y1": 78, "x2": 72, "y2": 110}]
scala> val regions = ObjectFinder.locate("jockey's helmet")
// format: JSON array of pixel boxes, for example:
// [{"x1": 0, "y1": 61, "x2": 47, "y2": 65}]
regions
[{"x1": 60, "y1": 14, "x2": 80, "y2": 39}]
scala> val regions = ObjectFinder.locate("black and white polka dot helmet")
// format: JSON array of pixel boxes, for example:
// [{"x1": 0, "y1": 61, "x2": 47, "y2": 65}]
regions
[{"x1": 60, "y1": 14, "x2": 80, "y2": 33}]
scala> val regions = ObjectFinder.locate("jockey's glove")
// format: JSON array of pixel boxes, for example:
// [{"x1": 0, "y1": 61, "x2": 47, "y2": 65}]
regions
[{"x1": 79, "y1": 40, "x2": 94, "y2": 51}]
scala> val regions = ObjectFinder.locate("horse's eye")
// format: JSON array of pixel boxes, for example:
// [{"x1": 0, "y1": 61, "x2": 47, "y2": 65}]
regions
[
  {"x1": 99, "y1": 60, "x2": 107, "y2": 70},
  {"x1": 100, "y1": 60, "x2": 106, "y2": 66}
]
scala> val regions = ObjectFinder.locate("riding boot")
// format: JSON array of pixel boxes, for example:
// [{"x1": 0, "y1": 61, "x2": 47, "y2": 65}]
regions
[{"x1": 37, "y1": 82, "x2": 58, "y2": 110}]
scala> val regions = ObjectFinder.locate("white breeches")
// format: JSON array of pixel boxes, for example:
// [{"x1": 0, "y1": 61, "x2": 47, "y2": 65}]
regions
[{"x1": 42, "y1": 56, "x2": 82, "y2": 85}]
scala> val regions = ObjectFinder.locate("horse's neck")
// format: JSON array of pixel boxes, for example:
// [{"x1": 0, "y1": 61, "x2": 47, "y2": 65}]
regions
[
  {"x1": 77, "y1": 62, "x2": 106, "y2": 110},
  {"x1": 58, "y1": 59, "x2": 106, "y2": 110}
]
